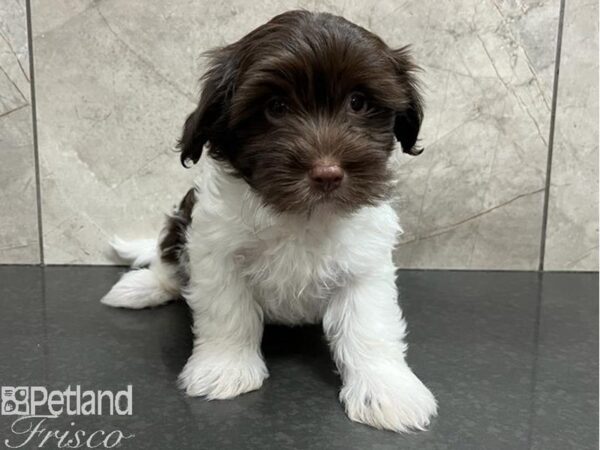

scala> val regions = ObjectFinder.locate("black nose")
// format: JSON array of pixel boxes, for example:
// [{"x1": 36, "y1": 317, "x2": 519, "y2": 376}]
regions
[{"x1": 309, "y1": 162, "x2": 344, "y2": 192}]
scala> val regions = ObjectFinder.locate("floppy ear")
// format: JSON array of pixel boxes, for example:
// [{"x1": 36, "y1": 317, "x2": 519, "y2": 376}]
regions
[
  {"x1": 391, "y1": 47, "x2": 424, "y2": 156},
  {"x1": 178, "y1": 49, "x2": 237, "y2": 167}
]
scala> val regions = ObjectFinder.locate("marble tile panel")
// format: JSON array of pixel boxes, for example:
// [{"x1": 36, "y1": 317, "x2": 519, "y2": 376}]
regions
[
  {"x1": 383, "y1": 0, "x2": 559, "y2": 268},
  {"x1": 544, "y1": 0, "x2": 599, "y2": 271},
  {"x1": 0, "y1": 0, "x2": 39, "y2": 263}
]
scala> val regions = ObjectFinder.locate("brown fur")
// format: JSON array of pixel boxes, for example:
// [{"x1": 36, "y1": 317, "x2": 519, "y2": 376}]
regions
[
  {"x1": 160, "y1": 188, "x2": 197, "y2": 281},
  {"x1": 177, "y1": 10, "x2": 424, "y2": 214}
]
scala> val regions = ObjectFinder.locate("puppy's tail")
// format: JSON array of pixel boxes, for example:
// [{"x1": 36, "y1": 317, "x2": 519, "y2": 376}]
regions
[
  {"x1": 100, "y1": 263, "x2": 179, "y2": 309},
  {"x1": 101, "y1": 238, "x2": 179, "y2": 309},
  {"x1": 111, "y1": 237, "x2": 158, "y2": 268},
  {"x1": 101, "y1": 188, "x2": 197, "y2": 309}
]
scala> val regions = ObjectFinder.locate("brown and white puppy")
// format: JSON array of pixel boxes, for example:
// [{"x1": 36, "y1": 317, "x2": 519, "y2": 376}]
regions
[{"x1": 102, "y1": 10, "x2": 437, "y2": 433}]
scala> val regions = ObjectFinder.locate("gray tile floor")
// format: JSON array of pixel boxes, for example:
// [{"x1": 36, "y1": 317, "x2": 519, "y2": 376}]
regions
[{"x1": 0, "y1": 267, "x2": 597, "y2": 449}]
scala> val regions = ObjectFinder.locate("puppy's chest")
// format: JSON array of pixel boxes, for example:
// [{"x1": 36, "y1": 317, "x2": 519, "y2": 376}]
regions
[{"x1": 234, "y1": 230, "x2": 351, "y2": 324}]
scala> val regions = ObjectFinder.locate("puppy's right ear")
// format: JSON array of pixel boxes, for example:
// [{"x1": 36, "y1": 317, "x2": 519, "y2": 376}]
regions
[{"x1": 178, "y1": 49, "x2": 237, "y2": 167}]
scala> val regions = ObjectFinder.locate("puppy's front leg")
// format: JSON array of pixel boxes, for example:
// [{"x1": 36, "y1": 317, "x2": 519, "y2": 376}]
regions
[
  {"x1": 323, "y1": 268, "x2": 437, "y2": 432},
  {"x1": 179, "y1": 264, "x2": 267, "y2": 399}
]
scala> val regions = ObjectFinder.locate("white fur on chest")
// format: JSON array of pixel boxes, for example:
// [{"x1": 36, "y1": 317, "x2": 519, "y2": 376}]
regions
[
  {"x1": 233, "y1": 218, "x2": 355, "y2": 324},
  {"x1": 187, "y1": 158, "x2": 401, "y2": 325}
]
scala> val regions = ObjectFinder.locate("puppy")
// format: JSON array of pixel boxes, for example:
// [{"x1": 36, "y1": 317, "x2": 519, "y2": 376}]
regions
[{"x1": 102, "y1": 10, "x2": 437, "y2": 432}]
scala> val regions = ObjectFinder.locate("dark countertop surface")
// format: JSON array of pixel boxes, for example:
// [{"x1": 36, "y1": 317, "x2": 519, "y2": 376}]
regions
[{"x1": 0, "y1": 267, "x2": 597, "y2": 449}]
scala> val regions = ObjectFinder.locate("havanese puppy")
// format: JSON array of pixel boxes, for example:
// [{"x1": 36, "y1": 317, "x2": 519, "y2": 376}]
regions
[{"x1": 102, "y1": 10, "x2": 437, "y2": 432}]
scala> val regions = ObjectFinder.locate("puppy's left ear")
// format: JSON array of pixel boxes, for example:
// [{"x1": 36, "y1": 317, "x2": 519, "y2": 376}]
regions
[{"x1": 391, "y1": 47, "x2": 424, "y2": 156}]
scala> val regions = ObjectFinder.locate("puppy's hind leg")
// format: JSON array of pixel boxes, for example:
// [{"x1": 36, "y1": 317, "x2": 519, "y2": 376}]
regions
[{"x1": 101, "y1": 188, "x2": 197, "y2": 309}]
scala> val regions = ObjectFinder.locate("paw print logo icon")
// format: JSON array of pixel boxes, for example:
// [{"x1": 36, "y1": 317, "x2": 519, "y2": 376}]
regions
[{"x1": 1, "y1": 387, "x2": 29, "y2": 415}]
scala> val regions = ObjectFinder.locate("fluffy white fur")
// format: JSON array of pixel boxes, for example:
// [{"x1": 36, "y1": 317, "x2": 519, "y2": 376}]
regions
[
  {"x1": 110, "y1": 237, "x2": 157, "y2": 268},
  {"x1": 102, "y1": 240, "x2": 179, "y2": 309},
  {"x1": 102, "y1": 156, "x2": 437, "y2": 432}
]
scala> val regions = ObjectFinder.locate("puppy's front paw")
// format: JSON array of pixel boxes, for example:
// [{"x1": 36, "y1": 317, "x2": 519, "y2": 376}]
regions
[
  {"x1": 179, "y1": 351, "x2": 268, "y2": 399},
  {"x1": 341, "y1": 366, "x2": 437, "y2": 433}
]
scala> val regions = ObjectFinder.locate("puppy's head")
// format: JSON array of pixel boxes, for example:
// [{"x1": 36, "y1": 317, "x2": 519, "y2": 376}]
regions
[{"x1": 179, "y1": 10, "x2": 423, "y2": 214}]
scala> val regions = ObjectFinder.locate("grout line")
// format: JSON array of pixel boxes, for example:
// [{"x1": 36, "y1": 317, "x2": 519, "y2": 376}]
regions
[
  {"x1": 25, "y1": 0, "x2": 45, "y2": 266},
  {"x1": 40, "y1": 266, "x2": 49, "y2": 385},
  {"x1": 539, "y1": 0, "x2": 566, "y2": 272},
  {"x1": 525, "y1": 272, "x2": 544, "y2": 449}
]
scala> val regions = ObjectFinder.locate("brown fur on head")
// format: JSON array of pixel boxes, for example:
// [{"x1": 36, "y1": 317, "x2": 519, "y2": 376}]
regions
[{"x1": 178, "y1": 10, "x2": 424, "y2": 214}]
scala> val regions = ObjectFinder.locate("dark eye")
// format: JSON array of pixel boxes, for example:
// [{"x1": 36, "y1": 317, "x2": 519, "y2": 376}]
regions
[
  {"x1": 266, "y1": 98, "x2": 289, "y2": 119},
  {"x1": 349, "y1": 92, "x2": 367, "y2": 112}
]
